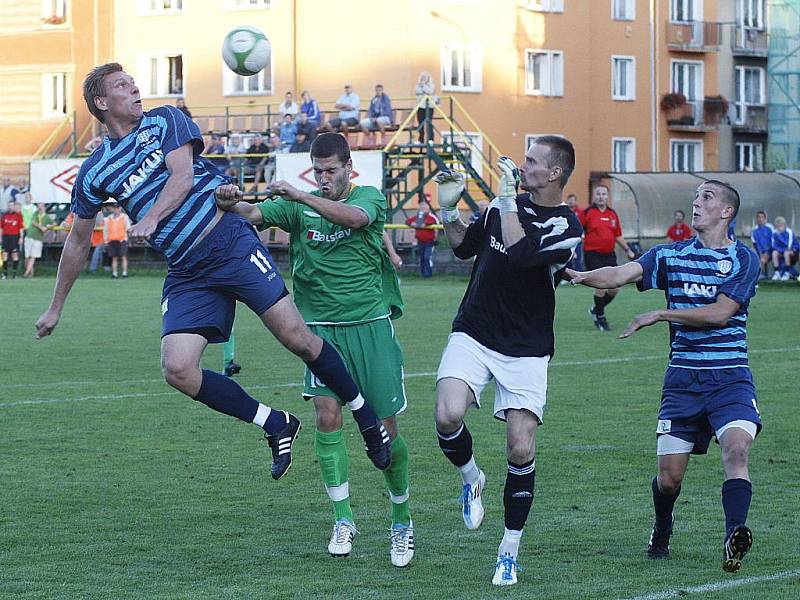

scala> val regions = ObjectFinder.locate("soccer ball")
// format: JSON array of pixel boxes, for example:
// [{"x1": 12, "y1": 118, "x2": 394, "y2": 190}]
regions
[{"x1": 222, "y1": 26, "x2": 270, "y2": 76}]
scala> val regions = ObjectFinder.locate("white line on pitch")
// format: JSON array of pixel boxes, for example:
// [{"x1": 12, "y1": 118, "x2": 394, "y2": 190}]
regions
[{"x1": 620, "y1": 569, "x2": 800, "y2": 600}]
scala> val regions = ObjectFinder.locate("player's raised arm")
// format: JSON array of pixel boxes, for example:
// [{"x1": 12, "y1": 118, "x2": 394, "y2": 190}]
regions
[
  {"x1": 214, "y1": 184, "x2": 264, "y2": 226},
  {"x1": 268, "y1": 179, "x2": 369, "y2": 229},
  {"x1": 35, "y1": 215, "x2": 95, "y2": 338},
  {"x1": 434, "y1": 170, "x2": 469, "y2": 250},
  {"x1": 566, "y1": 261, "x2": 643, "y2": 289}
]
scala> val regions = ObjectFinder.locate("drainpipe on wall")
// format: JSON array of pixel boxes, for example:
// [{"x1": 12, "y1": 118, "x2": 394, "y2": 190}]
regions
[{"x1": 650, "y1": 0, "x2": 658, "y2": 171}]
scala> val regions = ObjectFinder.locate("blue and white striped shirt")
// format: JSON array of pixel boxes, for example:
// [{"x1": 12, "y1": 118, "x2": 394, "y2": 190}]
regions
[
  {"x1": 636, "y1": 238, "x2": 760, "y2": 370},
  {"x1": 71, "y1": 105, "x2": 226, "y2": 266}
]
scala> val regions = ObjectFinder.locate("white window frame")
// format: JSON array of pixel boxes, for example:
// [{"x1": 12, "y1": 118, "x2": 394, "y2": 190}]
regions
[
  {"x1": 441, "y1": 43, "x2": 483, "y2": 93},
  {"x1": 41, "y1": 0, "x2": 69, "y2": 27},
  {"x1": 611, "y1": 0, "x2": 635, "y2": 20},
  {"x1": 737, "y1": 0, "x2": 764, "y2": 29},
  {"x1": 222, "y1": 0, "x2": 272, "y2": 10},
  {"x1": 442, "y1": 131, "x2": 484, "y2": 177},
  {"x1": 670, "y1": 0, "x2": 702, "y2": 22},
  {"x1": 612, "y1": 137, "x2": 636, "y2": 172},
  {"x1": 736, "y1": 142, "x2": 763, "y2": 171},
  {"x1": 137, "y1": 0, "x2": 183, "y2": 15},
  {"x1": 138, "y1": 52, "x2": 185, "y2": 98},
  {"x1": 525, "y1": 133, "x2": 562, "y2": 152},
  {"x1": 670, "y1": 59, "x2": 703, "y2": 102},
  {"x1": 611, "y1": 55, "x2": 636, "y2": 101},
  {"x1": 222, "y1": 58, "x2": 274, "y2": 96},
  {"x1": 735, "y1": 66, "x2": 766, "y2": 117},
  {"x1": 525, "y1": 0, "x2": 564, "y2": 12},
  {"x1": 670, "y1": 139, "x2": 703, "y2": 172},
  {"x1": 525, "y1": 49, "x2": 564, "y2": 97},
  {"x1": 41, "y1": 72, "x2": 68, "y2": 118}
]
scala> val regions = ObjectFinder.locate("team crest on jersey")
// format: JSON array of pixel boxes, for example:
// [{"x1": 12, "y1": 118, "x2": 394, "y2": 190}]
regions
[
  {"x1": 136, "y1": 128, "x2": 158, "y2": 146},
  {"x1": 307, "y1": 228, "x2": 351, "y2": 243},
  {"x1": 717, "y1": 259, "x2": 732, "y2": 276}
]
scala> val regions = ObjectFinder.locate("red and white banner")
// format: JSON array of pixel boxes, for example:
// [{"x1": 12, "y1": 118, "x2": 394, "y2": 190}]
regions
[
  {"x1": 275, "y1": 150, "x2": 383, "y2": 192},
  {"x1": 30, "y1": 158, "x2": 85, "y2": 204}
]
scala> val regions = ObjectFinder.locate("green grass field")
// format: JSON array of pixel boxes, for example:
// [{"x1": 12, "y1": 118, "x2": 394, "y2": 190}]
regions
[{"x1": 0, "y1": 273, "x2": 798, "y2": 599}]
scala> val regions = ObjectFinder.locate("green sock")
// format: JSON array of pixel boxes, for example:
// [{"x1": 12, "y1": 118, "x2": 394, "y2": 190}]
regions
[
  {"x1": 315, "y1": 428, "x2": 353, "y2": 523},
  {"x1": 222, "y1": 330, "x2": 236, "y2": 368},
  {"x1": 383, "y1": 434, "x2": 411, "y2": 526}
]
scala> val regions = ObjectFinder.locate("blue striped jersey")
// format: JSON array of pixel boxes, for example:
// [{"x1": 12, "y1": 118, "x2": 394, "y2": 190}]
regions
[
  {"x1": 636, "y1": 238, "x2": 760, "y2": 370},
  {"x1": 71, "y1": 105, "x2": 226, "y2": 266}
]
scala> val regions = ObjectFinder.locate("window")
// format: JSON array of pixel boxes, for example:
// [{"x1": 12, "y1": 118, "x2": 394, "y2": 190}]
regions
[
  {"x1": 525, "y1": 49, "x2": 564, "y2": 96},
  {"x1": 138, "y1": 0, "x2": 183, "y2": 14},
  {"x1": 41, "y1": 72, "x2": 68, "y2": 118},
  {"x1": 736, "y1": 142, "x2": 763, "y2": 171},
  {"x1": 735, "y1": 66, "x2": 765, "y2": 122},
  {"x1": 441, "y1": 44, "x2": 482, "y2": 92},
  {"x1": 223, "y1": 60, "x2": 273, "y2": 96},
  {"x1": 139, "y1": 53, "x2": 184, "y2": 97},
  {"x1": 612, "y1": 0, "x2": 635, "y2": 20},
  {"x1": 670, "y1": 140, "x2": 703, "y2": 172},
  {"x1": 612, "y1": 138, "x2": 636, "y2": 172},
  {"x1": 223, "y1": 0, "x2": 271, "y2": 9},
  {"x1": 671, "y1": 60, "x2": 703, "y2": 102},
  {"x1": 41, "y1": 0, "x2": 68, "y2": 26},
  {"x1": 612, "y1": 56, "x2": 635, "y2": 100},
  {"x1": 526, "y1": 0, "x2": 564, "y2": 12},
  {"x1": 737, "y1": 0, "x2": 764, "y2": 29},
  {"x1": 670, "y1": 0, "x2": 701, "y2": 22}
]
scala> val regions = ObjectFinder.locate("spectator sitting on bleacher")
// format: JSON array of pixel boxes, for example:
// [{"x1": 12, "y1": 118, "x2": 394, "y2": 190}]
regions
[
  {"x1": 289, "y1": 131, "x2": 311, "y2": 153},
  {"x1": 246, "y1": 133, "x2": 271, "y2": 192},
  {"x1": 279, "y1": 114, "x2": 297, "y2": 149},
  {"x1": 279, "y1": 91, "x2": 299, "y2": 117},
  {"x1": 205, "y1": 134, "x2": 228, "y2": 170},
  {"x1": 17, "y1": 176, "x2": 29, "y2": 194},
  {"x1": 295, "y1": 111, "x2": 317, "y2": 143},
  {"x1": 666, "y1": 209, "x2": 693, "y2": 242},
  {"x1": 0, "y1": 175, "x2": 19, "y2": 213},
  {"x1": 750, "y1": 210, "x2": 773, "y2": 280},
  {"x1": 175, "y1": 96, "x2": 192, "y2": 118},
  {"x1": 300, "y1": 90, "x2": 321, "y2": 128},
  {"x1": 323, "y1": 83, "x2": 360, "y2": 135},
  {"x1": 359, "y1": 84, "x2": 394, "y2": 144},
  {"x1": 225, "y1": 133, "x2": 248, "y2": 179},
  {"x1": 771, "y1": 216, "x2": 798, "y2": 281}
]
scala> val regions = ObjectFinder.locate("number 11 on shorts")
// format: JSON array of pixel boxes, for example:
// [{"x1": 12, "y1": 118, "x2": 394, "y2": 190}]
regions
[{"x1": 249, "y1": 249, "x2": 272, "y2": 274}]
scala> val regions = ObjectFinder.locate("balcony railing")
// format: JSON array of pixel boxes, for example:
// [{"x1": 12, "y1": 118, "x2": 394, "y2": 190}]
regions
[
  {"x1": 665, "y1": 100, "x2": 726, "y2": 131},
  {"x1": 666, "y1": 20, "x2": 722, "y2": 52},
  {"x1": 732, "y1": 26, "x2": 769, "y2": 56},
  {"x1": 733, "y1": 104, "x2": 768, "y2": 132}
]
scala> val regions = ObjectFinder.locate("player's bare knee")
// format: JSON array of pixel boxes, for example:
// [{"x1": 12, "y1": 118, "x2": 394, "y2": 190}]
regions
[
  {"x1": 434, "y1": 400, "x2": 463, "y2": 433},
  {"x1": 721, "y1": 442, "x2": 750, "y2": 469},
  {"x1": 315, "y1": 406, "x2": 343, "y2": 432},
  {"x1": 657, "y1": 471, "x2": 683, "y2": 494}
]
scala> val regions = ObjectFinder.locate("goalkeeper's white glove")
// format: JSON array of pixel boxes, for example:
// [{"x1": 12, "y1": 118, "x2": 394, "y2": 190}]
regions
[
  {"x1": 434, "y1": 169, "x2": 465, "y2": 223},
  {"x1": 496, "y1": 156, "x2": 520, "y2": 214}
]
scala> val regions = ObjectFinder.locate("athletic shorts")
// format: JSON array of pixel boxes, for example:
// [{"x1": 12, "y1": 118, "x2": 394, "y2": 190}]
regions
[
  {"x1": 23, "y1": 237, "x2": 43, "y2": 259},
  {"x1": 303, "y1": 317, "x2": 406, "y2": 420},
  {"x1": 656, "y1": 366, "x2": 762, "y2": 455},
  {"x1": 106, "y1": 240, "x2": 128, "y2": 257},
  {"x1": 437, "y1": 332, "x2": 548, "y2": 423},
  {"x1": 161, "y1": 212, "x2": 287, "y2": 343},
  {"x1": 584, "y1": 250, "x2": 617, "y2": 271},
  {"x1": 2, "y1": 235, "x2": 20, "y2": 254}
]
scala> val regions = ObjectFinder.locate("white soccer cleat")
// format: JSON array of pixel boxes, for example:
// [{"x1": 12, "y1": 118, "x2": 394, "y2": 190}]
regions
[
  {"x1": 781, "y1": 272, "x2": 790, "y2": 281},
  {"x1": 771, "y1": 272, "x2": 781, "y2": 281},
  {"x1": 492, "y1": 553, "x2": 521, "y2": 586},
  {"x1": 460, "y1": 470, "x2": 486, "y2": 530},
  {"x1": 389, "y1": 521, "x2": 415, "y2": 567},
  {"x1": 328, "y1": 519, "x2": 357, "y2": 557}
]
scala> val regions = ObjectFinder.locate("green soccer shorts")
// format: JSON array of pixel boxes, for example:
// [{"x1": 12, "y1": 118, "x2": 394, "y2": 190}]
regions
[{"x1": 303, "y1": 317, "x2": 407, "y2": 419}]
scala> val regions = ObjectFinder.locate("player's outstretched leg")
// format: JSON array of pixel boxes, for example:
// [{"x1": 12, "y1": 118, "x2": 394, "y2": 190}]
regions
[
  {"x1": 261, "y1": 296, "x2": 391, "y2": 470},
  {"x1": 161, "y1": 333, "x2": 300, "y2": 479},
  {"x1": 719, "y1": 427, "x2": 755, "y2": 572},
  {"x1": 382, "y1": 427, "x2": 414, "y2": 567}
]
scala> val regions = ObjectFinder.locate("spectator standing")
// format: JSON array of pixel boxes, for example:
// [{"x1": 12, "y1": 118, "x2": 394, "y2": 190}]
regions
[
  {"x1": 324, "y1": 84, "x2": 360, "y2": 135},
  {"x1": 414, "y1": 72, "x2": 436, "y2": 144},
  {"x1": 1, "y1": 200, "x2": 24, "y2": 279},
  {"x1": 175, "y1": 97, "x2": 192, "y2": 119},
  {"x1": 295, "y1": 111, "x2": 317, "y2": 143},
  {"x1": 23, "y1": 202, "x2": 52, "y2": 278},
  {"x1": 0, "y1": 175, "x2": 19, "y2": 213},
  {"x1": 405, "y1": 200, "x2": 439, "y2": 278},
  {"x1": 579, "y1": 184, "x2": 636, "y2": 332},
  {"x1": 279, "y1": 91, "x2": 299, "y2": 117},
  {"x1": 204, "y1": 134, "x2": 228, "y2": 170},
  {"x1": 300, "y1": 90, "x2": 321, "y2": 128},
  {"x1": 279, "y1": 113, "x2": 297, "y2": 149},
  {"x1": 666, "y1": 209, "x2": 693, "y2": 242},
  {"x1": 87, "y1": 209, "x2": 106, "y2": 272},
  {"x1": 104, "y1": 203, "x2": 131, "y2": 279},
  {"x1": 20, "y1": 193, "x2": 36, "y2": 232},
  {"x1": 750, "y1": 210, "x2": 773, "y2": 280},
  {"x1": 360, "y1": 84, "x2": 394, "y2": 145},
  {"x1": 246, "y1": 133, "x2": 271, "y2": 192},
  {"x1": 771, "y1": 216, "x2": 798, "y2": 281}
]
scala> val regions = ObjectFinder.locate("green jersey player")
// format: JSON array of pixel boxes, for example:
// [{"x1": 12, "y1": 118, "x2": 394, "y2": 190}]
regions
[{"x1": 216, "y1": 133, "x2": 413, "y2": 567}]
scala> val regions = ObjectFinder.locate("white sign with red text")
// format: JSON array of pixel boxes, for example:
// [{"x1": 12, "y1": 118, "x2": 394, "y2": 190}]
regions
[{"x1": 275, "y1": 150, "x2": 383, "y2": 192}]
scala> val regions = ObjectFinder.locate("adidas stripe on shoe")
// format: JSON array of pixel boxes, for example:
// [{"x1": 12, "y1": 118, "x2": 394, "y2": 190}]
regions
[{"x1": 265, "y1": 411, "x2": 301, "y2": 480}]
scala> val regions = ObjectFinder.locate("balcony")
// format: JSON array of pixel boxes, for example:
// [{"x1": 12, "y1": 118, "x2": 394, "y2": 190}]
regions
[
  {"x1": 732, "y1": 26, "x2": 769, "y2": 57},
  {"x1": 662, "y1": 96, "x2": 727, "y2": 132},
  {"x1": 733, "y1": 104, "x2": 768, "y2": 133},
  {"x1": 666, "y1": 20, "x2": 722, "y2": 52}
]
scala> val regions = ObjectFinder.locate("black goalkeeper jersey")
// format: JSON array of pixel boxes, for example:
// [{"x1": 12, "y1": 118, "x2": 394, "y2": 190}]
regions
[{"x1": 451, "y1": 194, "x2": 583, "y2": 358}]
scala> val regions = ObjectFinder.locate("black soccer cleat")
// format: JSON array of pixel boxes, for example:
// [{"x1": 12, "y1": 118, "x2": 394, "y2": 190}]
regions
[
  {"x1": 265, "y1": 411, "x2": 301, "y2": 480},
  {"x1": 722, "y1": 525, "x2": 752, "y2": 573},
  {"x1": 588, "y1": 306, "x2": 607, "y2": 332},
  {"x1": 361, "y1": 422, "x2": 392, "y2": 470},
  {"x1": 223, "y1": 361, "x2": 242, "y2": 377},
  {"x1": 646, "y1": 518, "x2": 673, "y2": 559}
]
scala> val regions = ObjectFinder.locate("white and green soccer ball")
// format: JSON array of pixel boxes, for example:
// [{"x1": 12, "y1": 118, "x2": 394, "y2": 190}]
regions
[{"x1": 222, "y1": 26, "x2": 270, "y2": 76}]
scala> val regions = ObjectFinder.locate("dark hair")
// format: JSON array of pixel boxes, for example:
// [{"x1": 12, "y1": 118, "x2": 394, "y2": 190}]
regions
[
  {"x1": 756, "y1": 210, "x2": 766, "y2": 217},
  {"x1": 310, "y1": 132, "x2": 350, "y2": 164},
  {"x1": 675, "y1": 209, "x2": 685, "y2": 218},
  {"x1": 533, "y1": 135, "x2": 575, "y2": 189},
  {"x1": 83, "y1": 63, "x2": 124, "y2": 124},
  {"x1": 702, "y1": 179, "x2": 740, "y2": 219}
]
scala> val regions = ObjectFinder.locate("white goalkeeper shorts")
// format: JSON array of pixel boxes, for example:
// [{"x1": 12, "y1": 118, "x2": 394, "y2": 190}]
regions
[{"x1": 436, "y1": 332, "x2": 548, "y2": 423}]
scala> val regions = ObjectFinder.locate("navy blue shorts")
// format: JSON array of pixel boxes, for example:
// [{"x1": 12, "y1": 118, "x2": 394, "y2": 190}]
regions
[
  {"x1": 658, "y1": 366, "x2": 762, "y2": 455},
  {"x1": 161, "y1": 212, "x2": 287, "y2": 343}
]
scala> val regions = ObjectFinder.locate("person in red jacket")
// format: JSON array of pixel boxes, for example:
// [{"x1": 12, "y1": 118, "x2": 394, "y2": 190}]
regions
[
  {"x1": 578, "y1": 185, "x2": 635, "y2": 331},
  {"x1": 406, "y1": 200, "x2": 440, "y2": 277},
  {"x1": 666, "y1": 209, "x2": 693, "y2": 242},
  {"x1": 1, "y1": 200, "x2": 24, "y2": 279}
]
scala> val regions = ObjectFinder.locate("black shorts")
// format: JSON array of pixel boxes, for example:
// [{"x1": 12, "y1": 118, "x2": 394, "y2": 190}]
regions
[
  {"x1": 584, "y1": 250, "x2": 617, "y2": 271},
  {"x1": 2, "y1": 235, "x2": 20, "y2": 254},
  {"x1": 107, "y1": 240, "x2": 128, "y2": 257}
]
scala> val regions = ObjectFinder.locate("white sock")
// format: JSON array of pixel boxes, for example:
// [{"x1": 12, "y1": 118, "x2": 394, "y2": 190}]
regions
[
  {"x1": 458, "y1": 456, "x2": 481, "y2": 486},
  {"x1": 348, "y1": 393, "x2": 365, "y2": 411},
  {"x1": 498, "y1": 528, "x2": 523, "y2": 558},
  {"x1": 252, "y1": 404, "x2": 271, "y2": 428}
]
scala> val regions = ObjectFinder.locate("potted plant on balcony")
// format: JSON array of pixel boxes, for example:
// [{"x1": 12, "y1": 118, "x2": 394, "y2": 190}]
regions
[
  {"x1": 703, "y1": 95, "x2": 729, "y2": 125},
  {"x1": 660, "y1": 92, "x2": 687, "y2": 124}
]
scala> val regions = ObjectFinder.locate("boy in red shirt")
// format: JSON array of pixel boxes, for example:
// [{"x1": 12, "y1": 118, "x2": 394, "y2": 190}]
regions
[
  {"x1": 406, "y1": 200, "x2": 440, "y2": 278},
  {"x1": 1, "y1": 200, "x2": 24, "y2": 279},
  {"x1": 666, "y1": 209, "x2": 693, "y2": 242}
]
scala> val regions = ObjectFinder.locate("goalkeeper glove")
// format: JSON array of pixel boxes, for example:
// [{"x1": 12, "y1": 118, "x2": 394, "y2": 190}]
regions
[
  {"x1": 434, "y1": 170, "x2": 465, "y2": 223},
  {"x1": 496, "y1": 156, "x2": 520, "y2": 214}
]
